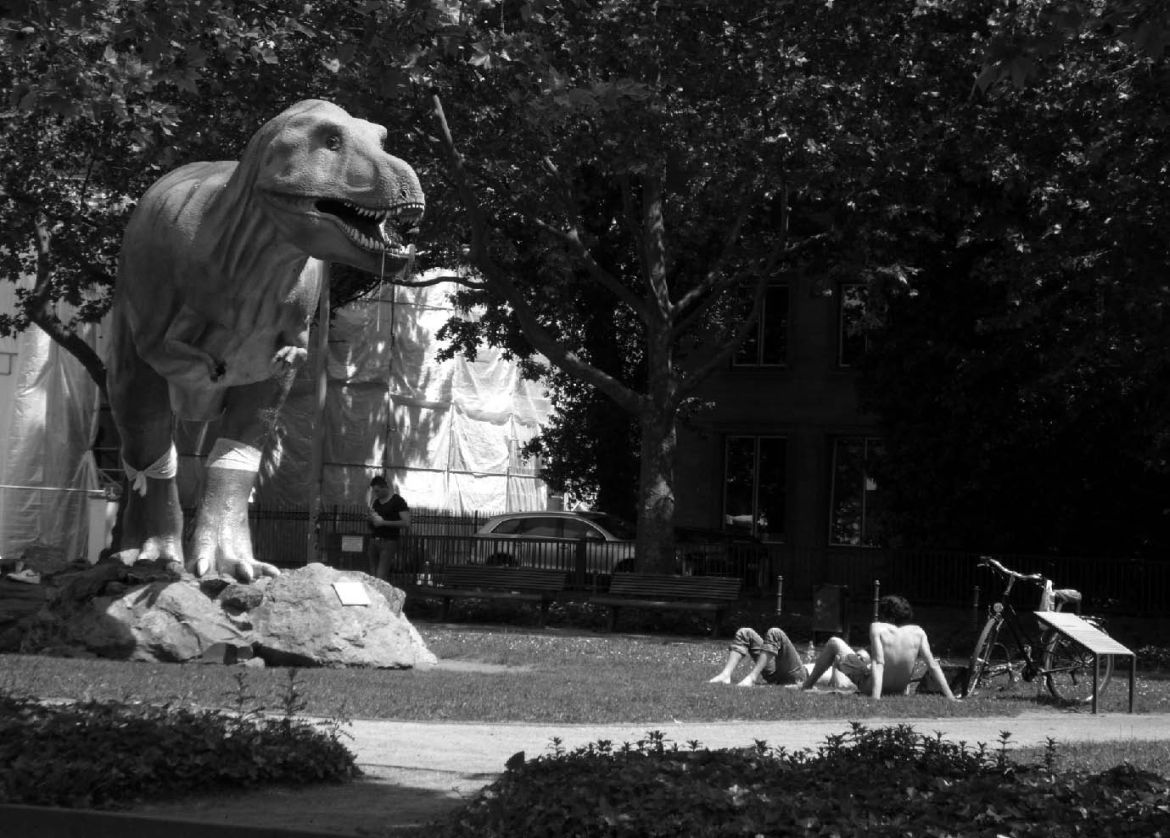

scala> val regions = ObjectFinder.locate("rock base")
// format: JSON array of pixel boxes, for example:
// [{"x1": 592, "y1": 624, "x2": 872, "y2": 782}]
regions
[{"x1": 0, "y1": 559, "x2": 435, "y2": 668}]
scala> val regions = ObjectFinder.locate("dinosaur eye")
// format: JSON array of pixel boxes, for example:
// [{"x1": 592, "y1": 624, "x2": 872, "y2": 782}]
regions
[{"x1": 325, "y1": 133, "x2": 342, "y2": 151}]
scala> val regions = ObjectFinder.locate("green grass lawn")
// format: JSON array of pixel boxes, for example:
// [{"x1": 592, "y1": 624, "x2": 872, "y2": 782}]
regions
[{"x1": 2, "y1": 621, "x2": 1165, "y2": 724}]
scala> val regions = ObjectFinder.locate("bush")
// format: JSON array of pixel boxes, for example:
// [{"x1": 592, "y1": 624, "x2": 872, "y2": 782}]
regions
[
  {"x1": 431, "y1": 724, "x2": 1170, "y2": 837},
  {"x1": 0, "y1": 679, "x2": 359, "y2": 809}
]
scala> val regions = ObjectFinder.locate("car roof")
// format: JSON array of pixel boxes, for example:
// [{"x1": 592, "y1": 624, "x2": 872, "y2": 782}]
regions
[{"x1": 485, "y1": 510, "x2": 612, "y2": 522}]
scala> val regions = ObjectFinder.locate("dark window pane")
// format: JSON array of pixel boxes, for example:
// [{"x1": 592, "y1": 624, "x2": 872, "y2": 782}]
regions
[
  {"x1": 734, "y1": 283, "x2": 788, "y2": 366},
  {"x1": 562, "y1": 520, "x2": 591, "y2": 540},
  {"x1": 756, "y1": 437, "x2": 787, "y2": 540},
  {"x1": 723, "y1": 435, "x2": 787, "y2": 541},
  {"x1": 829, "y1": 437, "x2": 883, "y2": 546},
  {"x1": 838, "y1": 284, "x2": 868, "y2": 367},
  {"x1": 723, "y1": 437, "x2": 757, "y2": 531},
  {"x1": 759, "y1": 284, "x2": 789, "y2": 365},
  {"x1": 524, "y1": 519, "x2": 561, "y2": 537},
  {"x1": 829, "y1": 438, "x2": 866, "y2": 545}
]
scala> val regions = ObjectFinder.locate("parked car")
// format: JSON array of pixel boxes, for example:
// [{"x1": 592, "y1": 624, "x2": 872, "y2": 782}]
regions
[
  {"x1": 470, "y1": 510, "x2": 638, "y2": 574},
  {"x1": 472, "y1": 511, "x2": 771, "y2": 589}
]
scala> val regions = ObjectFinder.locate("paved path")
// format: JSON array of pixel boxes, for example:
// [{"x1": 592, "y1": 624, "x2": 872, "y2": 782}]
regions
[
  {"x1": 347, "y1": 710, "x2": 1170, "y2": 775},
  {"x1": 10, "y1": 711, "x2": 1170, "y2": 838},
  {"x1": 95, "y1": 710, "x2": 1169, "y2": 837}
]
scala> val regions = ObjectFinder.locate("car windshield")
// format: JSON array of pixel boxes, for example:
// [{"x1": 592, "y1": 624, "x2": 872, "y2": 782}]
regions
[{"x1": 585, "y1": 513, "x2": 636, "y2": 540}]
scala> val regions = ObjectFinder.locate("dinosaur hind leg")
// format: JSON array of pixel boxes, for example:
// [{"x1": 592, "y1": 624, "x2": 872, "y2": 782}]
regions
[
  {"x1": 189, "y1": 377, "x2": 288, "y2": 582},
  {"x1": 107, "y1": 311, "x2": 185, "y2": 566}
]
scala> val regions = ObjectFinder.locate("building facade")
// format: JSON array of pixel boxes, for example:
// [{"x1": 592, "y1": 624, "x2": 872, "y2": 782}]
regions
[{"x1": 674, "y1": 280, "x2": 882, "y2": 594}]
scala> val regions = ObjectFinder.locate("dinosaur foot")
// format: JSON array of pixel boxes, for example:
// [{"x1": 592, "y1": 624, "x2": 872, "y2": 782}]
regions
[{"x1": 192, "y1": 552, "x2": 281, "y2": 584}]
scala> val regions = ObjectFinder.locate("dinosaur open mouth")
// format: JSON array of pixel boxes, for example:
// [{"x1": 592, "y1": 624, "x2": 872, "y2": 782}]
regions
[{"x1": 315, "y1": 198, "x2": 424, "y2": 255}]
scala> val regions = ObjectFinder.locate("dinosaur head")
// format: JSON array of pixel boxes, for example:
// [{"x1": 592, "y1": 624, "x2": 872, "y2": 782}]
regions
[{"x1": 244, "y1": 100, "x2": 425, "y2": 275}]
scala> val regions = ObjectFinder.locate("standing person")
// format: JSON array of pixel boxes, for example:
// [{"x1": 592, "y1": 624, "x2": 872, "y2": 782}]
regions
[
  {"x1": 367, "y1": 475, "x2": 410, "y2": 581},
  {"x1": 802, "y1": 594, "x2": 960, "y2": 700}
]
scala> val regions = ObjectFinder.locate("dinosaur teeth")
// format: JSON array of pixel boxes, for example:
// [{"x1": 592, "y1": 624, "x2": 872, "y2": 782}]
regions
[{"x1": 343, "y1": 200, "x2": 389, "y2": 222}]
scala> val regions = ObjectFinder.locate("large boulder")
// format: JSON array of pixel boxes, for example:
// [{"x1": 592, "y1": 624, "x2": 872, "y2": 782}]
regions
[
  {"x1": 7, "y1": 558, "x2": 434, "y2": 668},
  {"x1": 250, "y1": 563, "x2": 437, "y2": 668},
  {"x1": 66, "y1": 576, "x2": 251, "y2": 661}
]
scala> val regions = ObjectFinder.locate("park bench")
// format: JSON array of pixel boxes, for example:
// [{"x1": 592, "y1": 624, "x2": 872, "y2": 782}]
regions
[
  {"x1": 591, "y1": 573, "x2": 742, "y2": 634},
  {"x1": 405, "y1": 565, "x2": 570, "y2": 626}
]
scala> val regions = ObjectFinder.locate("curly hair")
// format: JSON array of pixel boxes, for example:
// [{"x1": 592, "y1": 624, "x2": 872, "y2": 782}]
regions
[{"x1": 876, "y1": 594, "x2": 913, "y2": 625}]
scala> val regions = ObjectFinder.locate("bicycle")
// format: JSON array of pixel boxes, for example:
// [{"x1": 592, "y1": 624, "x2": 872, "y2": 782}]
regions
[{"x1": 965, "y1": 555, "x2": 1113, "y2": 703}]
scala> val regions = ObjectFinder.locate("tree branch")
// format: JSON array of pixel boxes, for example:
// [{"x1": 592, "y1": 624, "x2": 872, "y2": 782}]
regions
[
  {"x1": 674, "y1": 183, "x2": 788, "y2": 338},
  {"x1": 27, "y1": 212, "x2": 108, "y2": 397},
  {"x1": 641, "y1": 174, "x2": 671, "y2": 324},
  {"x1": 430, "y1": 93, "x2": 645, "y2": 414}
]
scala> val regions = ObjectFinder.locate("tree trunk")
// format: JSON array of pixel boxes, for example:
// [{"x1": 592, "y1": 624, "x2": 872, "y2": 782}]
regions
[
  {"x1": 634, "y1": 307, "x2": 678, "y2": 573},
  {"x1": 635, "y1": 406, "x2": 677, "y2": 573}
]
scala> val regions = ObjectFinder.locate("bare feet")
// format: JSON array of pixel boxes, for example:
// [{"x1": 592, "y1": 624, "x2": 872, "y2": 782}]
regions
[{"x1": 708, "y1": 674, "x2": 732, "y2": 684}]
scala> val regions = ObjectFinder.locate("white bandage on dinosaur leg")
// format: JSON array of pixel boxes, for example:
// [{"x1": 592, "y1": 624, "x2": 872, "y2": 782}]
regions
[
  {"x1": 123, "y1": 445, "x2": 179, "y2": 497},
  {"x1": 207, "y1": 437, "x2": 263, "y2": 473}
]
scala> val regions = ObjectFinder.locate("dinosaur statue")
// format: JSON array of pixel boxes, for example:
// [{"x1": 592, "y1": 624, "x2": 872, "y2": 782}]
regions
[{"x1": 107, "y1": 99, "x2": 424, "y2": 582}]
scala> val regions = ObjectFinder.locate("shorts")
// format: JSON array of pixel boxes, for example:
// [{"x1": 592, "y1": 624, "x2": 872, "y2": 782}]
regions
[{"x1": 836, "y1": 651, "x2": 873, "y2": 693}]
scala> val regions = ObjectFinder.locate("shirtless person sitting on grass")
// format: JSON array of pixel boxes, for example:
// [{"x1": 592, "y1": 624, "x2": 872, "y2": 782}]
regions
[{"x1": 708, "y1": 594, "x2": 959, "y2": 701}]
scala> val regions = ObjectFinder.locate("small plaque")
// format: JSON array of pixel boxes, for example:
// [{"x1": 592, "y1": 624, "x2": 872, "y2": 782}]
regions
[
  {"x1": 333, "y1": 581, "x2": 371, "y2": 607},
  {"x1": 340, "y1": 535, "x2": 365, "y2": 553}
]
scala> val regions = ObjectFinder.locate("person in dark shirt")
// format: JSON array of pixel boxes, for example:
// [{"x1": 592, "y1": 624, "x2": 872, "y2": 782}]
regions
[{"x1": 367, "y1": 475, "x2": 410, "y2": 581}]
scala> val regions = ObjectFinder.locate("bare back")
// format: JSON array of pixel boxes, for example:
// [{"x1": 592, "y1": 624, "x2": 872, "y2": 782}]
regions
[{"x1": 869, "y1": 621, "x2": 934, "y2": 696}]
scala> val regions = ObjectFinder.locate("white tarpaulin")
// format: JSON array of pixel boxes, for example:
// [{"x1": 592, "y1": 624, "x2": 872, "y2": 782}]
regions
[
  {"x1": 260, "y1": 274, "x2": 551, "y2": 513},
  {"x1": 0, "y1": 323, "x2": 103, "y2": 564}
]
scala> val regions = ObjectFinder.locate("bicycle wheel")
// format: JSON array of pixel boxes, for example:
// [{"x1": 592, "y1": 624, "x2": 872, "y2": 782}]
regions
[
  {"x1": 1043, "y1": 631, "x2": 1114, "y2": 704},
  {"x1": 965, "y1": 618, "x2": 1016, "y2": 697}
]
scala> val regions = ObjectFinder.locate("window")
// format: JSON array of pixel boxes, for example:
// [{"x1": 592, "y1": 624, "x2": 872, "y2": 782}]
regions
[
  {"x1": 838, "y1": 283, "x2": 869, "y2": 367},
  {"x1": 828, "y1": 437, "x2": 884, "y2": 547},
  {"x1": 492, "y1": 518, "x2": 525, "y2": 535},
  {"x1": 562, "y1": 519, "x2": 604, "y2": 541},
  {"x1": 723, "y1": 435, "x2": 787, "y2": 541},
  {"x1": 734, "y1": 283, "x2": 788, "y2": 366},
  {"x1": 522, "y1": 519, "x2": 560, "y2": 538}
]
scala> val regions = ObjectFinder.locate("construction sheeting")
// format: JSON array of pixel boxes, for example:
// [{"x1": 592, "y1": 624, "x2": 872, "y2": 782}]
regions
[
  {"x1": 0, "y1": 324, "x2": 103, "y2": 564},
  {"x1": 261, "y1": 275, "x2": 551, "y2": 513}
]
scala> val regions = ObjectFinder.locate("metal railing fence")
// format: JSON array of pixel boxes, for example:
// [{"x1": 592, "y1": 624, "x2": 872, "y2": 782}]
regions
[{"x1": 4, "y1": 491, "x2": 1157, "y2": 615}]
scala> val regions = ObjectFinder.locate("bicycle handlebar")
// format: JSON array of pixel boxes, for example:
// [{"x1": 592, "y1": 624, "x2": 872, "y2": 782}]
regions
[{"x1": 977, "y1": 555, "x2": 1047, "y2": 584}]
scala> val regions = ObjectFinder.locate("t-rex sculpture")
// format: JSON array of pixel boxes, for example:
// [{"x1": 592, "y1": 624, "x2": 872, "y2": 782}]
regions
[{"x1": 107, "y1": 99, "x2": 424, "y2": 582}]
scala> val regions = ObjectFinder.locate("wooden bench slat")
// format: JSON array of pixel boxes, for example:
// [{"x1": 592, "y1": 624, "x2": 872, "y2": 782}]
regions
[
  {"x1": 593, "y1": 573, "x2": 742, "y2": 635},
  {"x1": 407, "y1": 565, "x2": 570, "y2": 626}
]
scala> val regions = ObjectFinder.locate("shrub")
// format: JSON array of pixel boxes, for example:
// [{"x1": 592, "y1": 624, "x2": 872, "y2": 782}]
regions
[
  {"x1": 0, "y1": 676, "x2": 359, "y2": 810},
  {"x1": 430, "y1": 724, "x2": 1170, "y2": 837}
]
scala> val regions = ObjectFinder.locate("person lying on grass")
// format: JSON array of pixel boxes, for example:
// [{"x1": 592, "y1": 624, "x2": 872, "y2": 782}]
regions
[{"x1": 708, "y1": 594, "x2": 959, "y2": 701}]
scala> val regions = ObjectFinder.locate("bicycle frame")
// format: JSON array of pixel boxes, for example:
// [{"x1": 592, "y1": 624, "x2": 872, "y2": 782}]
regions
[
  {"x1": 973, "y1": 575, "x2": 1049, "y2": 684},
  {"x1": 966, "y1": 556, "x2": 1113, "y2": 702}
]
